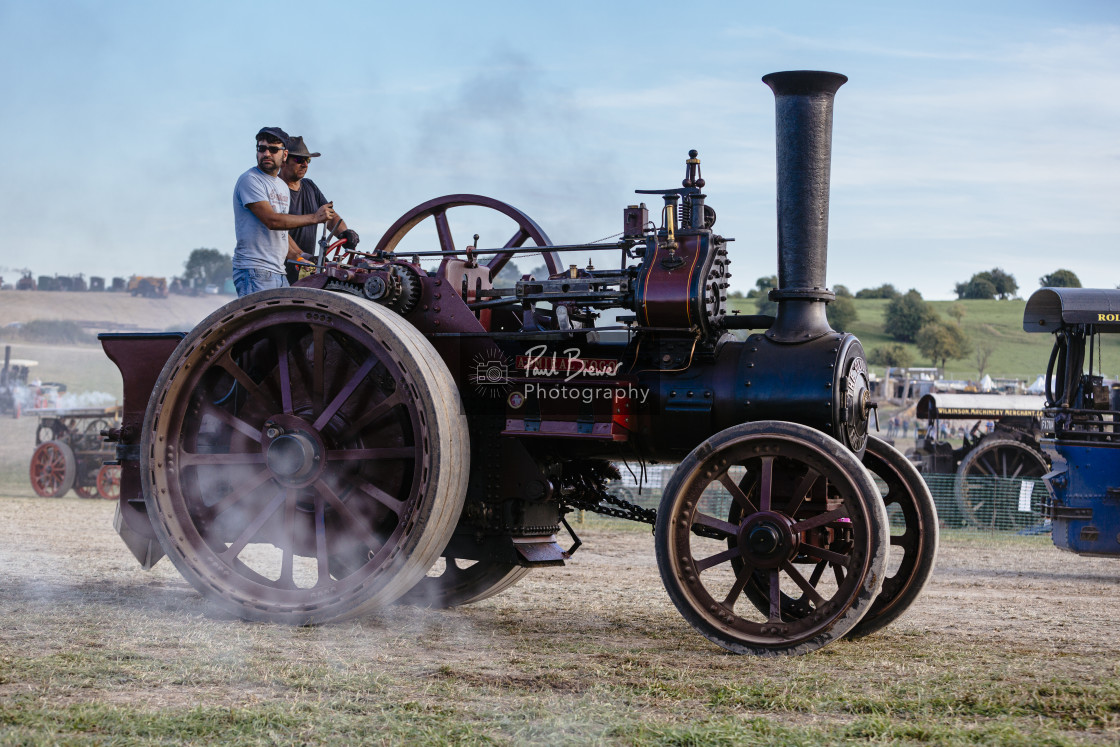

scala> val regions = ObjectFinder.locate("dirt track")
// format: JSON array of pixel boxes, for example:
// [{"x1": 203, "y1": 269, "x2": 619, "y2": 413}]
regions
[{"x1": 2, "y1": 494, "x2": 1118, "y2": 660}]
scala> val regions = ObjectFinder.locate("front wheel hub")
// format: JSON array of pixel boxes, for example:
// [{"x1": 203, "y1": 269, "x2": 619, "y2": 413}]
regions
[
  {"x1": 738, "y1": 511, "x2": 798, "y2": 568},
  {"x1": 748, "y1": 523, "x2": 782, "y2": 556}
]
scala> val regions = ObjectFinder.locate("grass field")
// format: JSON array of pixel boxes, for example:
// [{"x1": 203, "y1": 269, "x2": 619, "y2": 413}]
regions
[{"x1": 2, "y1": 500, "x2": 1119, "y2": 746}]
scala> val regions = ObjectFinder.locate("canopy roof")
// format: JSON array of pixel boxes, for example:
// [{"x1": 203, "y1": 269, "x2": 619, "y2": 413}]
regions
[
  {"x1": 1024, "y1": 288, "x2": 1120, "y2": 333},
  {"x1": 916, "y1": 393, "x2": 1046, "y2": 420}
]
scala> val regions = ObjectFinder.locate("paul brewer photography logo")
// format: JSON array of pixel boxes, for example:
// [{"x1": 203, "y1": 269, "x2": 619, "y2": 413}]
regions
[{"x1": 483, "y1": 345, "x2": 649, "y2": 407}]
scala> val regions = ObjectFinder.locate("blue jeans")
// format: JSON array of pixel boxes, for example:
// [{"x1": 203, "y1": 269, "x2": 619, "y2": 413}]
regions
[{"x1": 233, "y1": 268, "x2": 289, "y2": 297}]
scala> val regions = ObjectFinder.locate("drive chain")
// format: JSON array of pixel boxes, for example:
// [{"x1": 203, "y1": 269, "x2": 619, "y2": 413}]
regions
[
  {"x1": 562, "y1": 485, "x2": 657, "y2": 526},
  {"x1": 562, "y1": 486, "x2": 727, "y2": 540}
]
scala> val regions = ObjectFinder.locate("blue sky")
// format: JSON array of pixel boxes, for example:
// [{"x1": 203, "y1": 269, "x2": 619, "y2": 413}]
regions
[{"x1": 1, "y1": 0, "x2": 1117, "y2": 299}]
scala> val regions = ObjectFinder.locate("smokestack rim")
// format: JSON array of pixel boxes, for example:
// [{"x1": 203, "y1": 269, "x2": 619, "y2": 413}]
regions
[{"x1": 762, "y1": 70, "x2": 848, "y2": 96}]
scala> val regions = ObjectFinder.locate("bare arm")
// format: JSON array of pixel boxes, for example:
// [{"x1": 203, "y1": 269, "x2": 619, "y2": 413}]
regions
[
  {"x1": 248, "y1": 201, "x2": 335, "y2": 231},
  {"x1": 287, "y1": 235, "x2": 303, "y2": 261}
]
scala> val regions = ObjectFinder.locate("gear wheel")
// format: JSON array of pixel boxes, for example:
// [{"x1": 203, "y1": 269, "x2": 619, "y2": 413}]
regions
[
  {"x1": 363, "y1": 273, "x2": 402, "y2": 306},
  {"x1": 392, "y1": 265, "x2": 423, "y2": 315}
]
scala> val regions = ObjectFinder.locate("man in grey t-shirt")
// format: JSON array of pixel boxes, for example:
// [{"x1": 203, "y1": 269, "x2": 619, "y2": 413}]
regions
[{"x1": 232, "y1": 126, "x2": 335, "y2": 297}]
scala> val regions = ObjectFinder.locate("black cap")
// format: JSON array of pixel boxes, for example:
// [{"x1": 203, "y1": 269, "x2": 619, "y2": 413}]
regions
[{"x1": 255, "y1": 126, "x2": 290, "y2": 147}]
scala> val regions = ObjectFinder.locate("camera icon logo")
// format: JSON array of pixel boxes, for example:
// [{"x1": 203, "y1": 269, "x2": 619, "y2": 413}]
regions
[{"x1": 470, "y1": 350, "x2": 512, "y2": 398}]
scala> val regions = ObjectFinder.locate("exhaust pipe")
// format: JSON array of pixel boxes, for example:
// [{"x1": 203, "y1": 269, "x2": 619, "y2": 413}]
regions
[{"x1": 762, "y1": 70, "x2": 847, "y2": 343}]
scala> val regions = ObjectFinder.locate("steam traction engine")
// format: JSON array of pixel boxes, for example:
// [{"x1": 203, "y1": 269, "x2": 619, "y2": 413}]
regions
[
  {"x1": 1024, "y1": 288, "x2": 1120, "y2": 557},
  {"x1": 100, "y1": 72, "x2": 938, "y2": 656}
]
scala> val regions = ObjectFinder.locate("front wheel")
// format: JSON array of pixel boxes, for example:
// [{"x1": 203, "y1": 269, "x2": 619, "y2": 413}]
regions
[{"x1": 655, "y1": 421, "x2": 888, "y2": 656}]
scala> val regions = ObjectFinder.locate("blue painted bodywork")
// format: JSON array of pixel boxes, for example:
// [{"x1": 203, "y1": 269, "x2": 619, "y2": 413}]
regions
[{"x1": 1042, "y1": 439, "x2": 1120, "y2": 556}]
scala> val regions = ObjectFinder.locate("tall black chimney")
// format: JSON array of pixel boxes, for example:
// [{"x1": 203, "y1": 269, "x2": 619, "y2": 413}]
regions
[{"x1": 761, "y1": 70, "x2": 847, "y2": 343}]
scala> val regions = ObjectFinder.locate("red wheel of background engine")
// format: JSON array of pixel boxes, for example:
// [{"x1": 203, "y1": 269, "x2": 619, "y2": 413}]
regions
[
  {"x1": 97, "y1": 464, "x2": 121, "y2": 500},
  {"x1": 29, "y1": 440, "x2": 76, "y2": 498},
  {"x1": 74, "y1": 480, "x2": 99, "y2": 499}
]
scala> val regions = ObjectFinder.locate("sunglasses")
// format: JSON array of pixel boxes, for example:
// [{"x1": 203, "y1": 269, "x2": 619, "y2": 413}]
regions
[
  {"x1": 256, "y1": 144, "x2": 285, "y2": 154},
  {"x1": 290, "y1": 156, "x2": 310, "y2": 165}
]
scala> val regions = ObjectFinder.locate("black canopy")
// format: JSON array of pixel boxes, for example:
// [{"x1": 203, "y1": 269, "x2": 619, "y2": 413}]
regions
[{"x1": 1023, "y1": 288, "x2": 1120, "y2": 333}]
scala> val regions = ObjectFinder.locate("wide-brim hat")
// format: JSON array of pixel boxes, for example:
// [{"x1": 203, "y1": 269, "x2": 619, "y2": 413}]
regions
[
  {"x1": 255, "y1": 126, "x2": 290, "y2": 146},
  {"x1": 286, "y1": 136, "x2": 321, "y2": 158}
]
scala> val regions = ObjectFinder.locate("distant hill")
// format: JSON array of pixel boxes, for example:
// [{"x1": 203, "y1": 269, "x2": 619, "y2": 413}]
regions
[
  {"x1": 3, "y1": 289, "x2": 1118, "y2": 383},
  {"x1": 0, "y1": 290, "x2": 228, "y2": 335},
  {"x1": 728, "y1": 296, "x2": 1120, "y2": 382}
]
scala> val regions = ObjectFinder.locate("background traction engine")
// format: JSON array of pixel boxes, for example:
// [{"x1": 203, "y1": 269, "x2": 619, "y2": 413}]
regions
[
  {"x1": 100, "y1": 71, "x2": 938, "y2": 656},
  {"x1": 1024, "y1": 288, "x2": 1120, "y2": 557}
]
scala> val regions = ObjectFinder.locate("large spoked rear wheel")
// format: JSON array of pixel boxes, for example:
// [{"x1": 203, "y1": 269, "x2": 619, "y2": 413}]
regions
[
  {"x1": 655, "y1": 421, "x2": 888, "y2": 656},
  {"x1": 142, "y1": 288, "x2": 470, "y2": 624}
]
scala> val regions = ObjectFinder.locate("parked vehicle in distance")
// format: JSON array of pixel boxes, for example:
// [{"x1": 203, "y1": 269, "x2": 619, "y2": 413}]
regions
[{"x1": 909, "y1": 392, "x2": 1049, "y2": 528}]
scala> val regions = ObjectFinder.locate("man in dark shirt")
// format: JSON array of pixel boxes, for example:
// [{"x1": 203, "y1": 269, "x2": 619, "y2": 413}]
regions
[{"x1": 279, "y1": 135, "x2": 359, "y2": 282}]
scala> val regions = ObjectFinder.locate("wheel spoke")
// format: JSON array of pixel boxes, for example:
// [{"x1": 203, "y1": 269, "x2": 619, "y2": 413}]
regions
[
  {"x1": 315, "y1": 481, "x2": 382, "y2": 560},
  {"x1": 326, "y1": 447, "x2": 415, "y2": 462},
  {"x1": 783, "y1": 468, "x2": 820, "y2": 516},
  {"x1": 354, "y1": 479, "x2": 405, "y2": 516},
  {"x1": 311, "y1": 327, "x2": 326, "y2": 414},
  {"x1": 695, "y1": 546, "x2": 739, "y2": 573},
  {"x1": 486, "y1": 227, "x2": 532, "y2": 279},
  {"x1": 790, "y1": 507, "x2": 848, "y2": 533},
  {"x1": 220, "y1": 488, "x2": 289, "y2": 561},
  {"x1": 768, "y1": 569, "x2": 781, "y2": 621},
  {"x1": 504, "y1": 227, "x2": 530, "y2": 248},
  {"x1": 335, "y1": 391, "x2": 404, "y2": 442},
  {"x1": 279, "y1": 488, "x2": 298, "y2": 588},
  {"x1": 201, "y1": 467, "x2": 274, "y2": 520},
  {"x1": 272, "y1": 332, "x2": 294, "y2": 415},
  {"x1": 781, "y1": 560, "x2": 826, "y2": 607},
  {"x1": 199, "y1": 402, "x2": 262, "y2": 443},
  {"x1": 758, "y1": 456, "x2": 774, "y2": 511},
  {"x1": 312, "y1": 356, "x2": 378, "y2": 431},
  {"x1": 973, "y1": 455, "x2": 996, "y2": 476},
  {"x1": 315, "y1": 481, "x2": 368, "y2": 527},
  {"x1": 180, "y1": 451, "x2": 267, "y2": 467},
  {"x1": 215, "y1": 350, "x2": 276, "y2": 413},
  {"x1": 310, "y1": 492, "x2": 330, "y2": 585},
  {"x1": 719, "y1": 472, "x2": 758, "y2": 514},
  {"x1": 808, "y1": 560, "x2": 827, "y2": 586},
  {"x1": 433, "y1": 209, "x2": 456, "y2": 253},
  {"x1": 691, "y1": 511, "x2": 738, "y2": 538},
  {"x1": 800, "y1": 542, "x2": 849, "y2": 566},
  {"x1": 723, "y1": 564, "x2": 754, "y2": 608}
]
